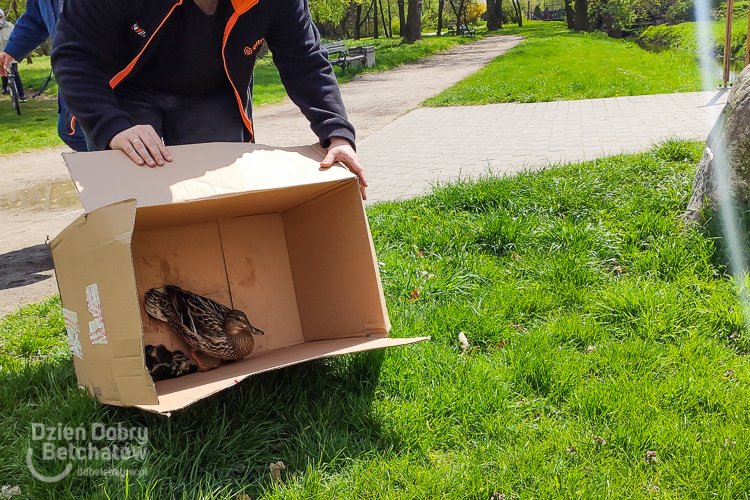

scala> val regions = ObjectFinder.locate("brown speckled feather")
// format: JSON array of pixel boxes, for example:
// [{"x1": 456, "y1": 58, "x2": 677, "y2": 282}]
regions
[{"x1": 144, "y1": 286, "x2": 256, "y2": 360}]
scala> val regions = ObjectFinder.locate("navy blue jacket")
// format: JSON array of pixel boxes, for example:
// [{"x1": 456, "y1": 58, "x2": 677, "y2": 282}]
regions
[{"x1": 51, "y1": 0, "x2": 355, "y2": 151}]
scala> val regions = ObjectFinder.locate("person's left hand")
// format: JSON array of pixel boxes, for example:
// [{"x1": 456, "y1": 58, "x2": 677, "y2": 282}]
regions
[
  {"x1": 320, "y1": 137, "x2": 368, "y2": 200},
  {"x1": 0, "y1": 52, "x2": 14, "y2": 77}
]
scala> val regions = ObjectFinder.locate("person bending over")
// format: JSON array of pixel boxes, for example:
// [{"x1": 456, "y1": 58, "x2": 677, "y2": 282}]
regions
[{"x1": 52, "y1": 0, "x2": 368, "y2": 198}]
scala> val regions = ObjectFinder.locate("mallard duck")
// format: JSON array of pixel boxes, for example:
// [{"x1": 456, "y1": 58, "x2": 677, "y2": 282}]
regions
[
  {"x1": 143, "y1": 285, "x2": 264, "y2": 372},
  {"x1": 144, "y1": 344, "x2": 198, "y2": 381}
]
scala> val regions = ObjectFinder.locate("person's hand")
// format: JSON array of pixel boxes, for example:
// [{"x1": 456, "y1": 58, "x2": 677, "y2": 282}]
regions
[
  {"x1": 320, "y1": 137, "x2": 368, "y2": 200},
  {"x1": 0, "y1": 52, "x2": 14, "y2": 77},
  {"x1": 109, "y1": 125, "x2": 172, "y2": 167}
]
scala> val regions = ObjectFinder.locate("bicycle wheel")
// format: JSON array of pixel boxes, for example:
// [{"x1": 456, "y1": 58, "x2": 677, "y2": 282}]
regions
[{"x1": 9, "y1": 75, "x2": 21, "y2": 116}]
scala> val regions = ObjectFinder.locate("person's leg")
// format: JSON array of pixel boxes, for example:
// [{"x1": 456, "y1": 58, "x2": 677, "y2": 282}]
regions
[
  {"x1": 10, "y1": 62, "x2": 26, "y2": 100},
  {"x1": 162, "y1": 91, "x2": 245, "y2": 145},
  {"x1": 1, "y1": 76, "x2": 7, "y2": 94}
]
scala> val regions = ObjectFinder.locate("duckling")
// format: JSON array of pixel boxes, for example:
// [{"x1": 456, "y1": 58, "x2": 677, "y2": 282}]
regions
[
  {"x1": 143, "y1": 285, "x2": 264, "y2": 372},
  {"x1": 170, "y1": 349, "x2": 197, "y2": 377},
  {"x1": 144, "y1": 344, "x2": 198, "y2": 381}
]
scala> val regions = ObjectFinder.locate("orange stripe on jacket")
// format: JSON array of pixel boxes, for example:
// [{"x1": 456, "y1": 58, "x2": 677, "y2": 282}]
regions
[
  {"x1": 109, "y1": 1, "x2": 184, "y2": 89},
  {"x1": 68, "y1": 116, "x2": 77, "y2": 135},
  {"x1": 223, "y1": 0, "x2": 260, "y2": 140}
]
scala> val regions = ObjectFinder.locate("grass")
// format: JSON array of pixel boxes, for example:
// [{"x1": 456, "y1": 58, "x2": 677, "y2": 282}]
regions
[
  {"x1": 425, "y1": 21, "x2": 707, "y2": 106},
  {"x1": 1, "y1": 36, "x2": 473, "y2": 156},
  {"x1": 2, "y1": 139, "x2": 750, "y2": 498},
  {"x1": 0, "y1": 56, "x2": 61, "y2": 155},
  {"x1": 639, "y1": 19, "x2": 750, "y2": 59}
]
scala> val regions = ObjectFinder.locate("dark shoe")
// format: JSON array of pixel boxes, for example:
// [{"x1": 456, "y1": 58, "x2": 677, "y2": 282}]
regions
[
  {"x1": 1, "y1": 89, "x2": 7, "y2": 95},
  {"x1": 19, "y1": 97, "x2": 27, "y2": 103}
]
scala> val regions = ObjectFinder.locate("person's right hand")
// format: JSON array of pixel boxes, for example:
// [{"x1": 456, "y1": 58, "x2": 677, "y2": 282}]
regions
[
  {"x1": 109, "y1": 124, "x2": 172, "y2": 167},
  {"x1": 0, "y1": 52, "x2": 14, "y2": 77}
]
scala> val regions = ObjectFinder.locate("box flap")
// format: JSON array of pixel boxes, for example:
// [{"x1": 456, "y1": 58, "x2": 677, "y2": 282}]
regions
[
  {"x1": 63, "y1": 143, "x2": 356, "y2": 213},
  {"x1": 135, "y1": 336, "x2": 430, "y2": 415},
  {"x1": 49, "y1": 199, "x2": 157, "y2": 406}
]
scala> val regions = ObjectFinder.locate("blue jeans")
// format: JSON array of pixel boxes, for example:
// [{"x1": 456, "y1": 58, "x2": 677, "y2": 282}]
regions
[{"x1": 85, "y1": 86, "x2": 245, "y2": 151}]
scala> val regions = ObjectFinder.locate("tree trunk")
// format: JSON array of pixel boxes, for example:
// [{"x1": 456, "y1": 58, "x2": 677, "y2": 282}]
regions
[
  {"x1": 404, "y1": 0, "x2": 422, "y2": 43},
  {"x1": 487, "y1": 0, "x2": 503, "y2": 30},
  {"x1": 685, "y1": 66, "x2": 750, "y2": 226},
  {"x1": 398, "y1": 0, "x2": 406, "y2": 36},
  {"x1": 574, "y1": 0, "x2": 588, "y2": 30},
  {"x1": 355, "y1": 3, "x2": 362, "y2": 39},
  {"x1": 373, "y1": 0, "x2": 379, "y2": 37},
  {"x1": 511, "y1": 0, "x2": 522, "y2": 26},
  {"x1": 379, "y1": 0, "x2": 390, "y2": 37},
  {"x1": 437, "y1": 0, "x2": 444, "y2": 34},
  {"x1": 388, "y1": 0, "x2": 393, "y2": 37},
  {"x1": 564, "y1": 0, "x2": 575, "y2": 29}
]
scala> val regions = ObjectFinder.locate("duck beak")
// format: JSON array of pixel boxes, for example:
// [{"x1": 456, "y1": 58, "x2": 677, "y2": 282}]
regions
[{"x1": 251, "y1": 326, "x2": 264, "y2": 336}]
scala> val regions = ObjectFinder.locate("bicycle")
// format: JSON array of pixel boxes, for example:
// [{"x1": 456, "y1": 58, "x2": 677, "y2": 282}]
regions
[{"x1": 7, "y1": 69, "x2": 21, "y2": 116}]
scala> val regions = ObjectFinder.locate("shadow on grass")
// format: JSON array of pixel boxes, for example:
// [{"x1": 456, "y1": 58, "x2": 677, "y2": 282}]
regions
[{"x1": 1, "y1": 350, "x2": 398, "y2": 499}]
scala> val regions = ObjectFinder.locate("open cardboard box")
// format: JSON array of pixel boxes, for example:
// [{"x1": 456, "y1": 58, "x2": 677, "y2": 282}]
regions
[{"x1": 50, "y1": 143, "x2": 428, "y2": 415}]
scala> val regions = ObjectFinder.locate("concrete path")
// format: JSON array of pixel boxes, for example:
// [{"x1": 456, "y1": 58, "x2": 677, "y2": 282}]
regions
[
  {"x1": 358, "y1": 90, "x2": 728, "y2": 201},
  {"x1": 0, "y1": 39, "x2": 730, "y2": 315}
]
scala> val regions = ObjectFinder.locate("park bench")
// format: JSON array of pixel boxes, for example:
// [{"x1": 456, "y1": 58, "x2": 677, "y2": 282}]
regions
[
  {"x1": 446, "y1": 24, "x2": 476, "y2": 37},
  {"x1": 322, "y1": 41, "x2": 375, "y2": 74}
]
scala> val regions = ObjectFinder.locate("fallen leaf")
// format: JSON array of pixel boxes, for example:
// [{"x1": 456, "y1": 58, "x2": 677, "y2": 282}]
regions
[
  {"x1": 269, "y1": 461, "x2": 286, "y2": 482},
  {"x1": 236, "y1": 494, "x2": 252, "y2": 500},
  {"x1": 408, "y1": 287, "x2": 420, "y2": 301},
  {"x1": 458, "y1": 332, "x2": 469, "y2": 352},
  {"x1": 420, "y1": 270, "x2": 429, "y2": 276},
  {"x1": 412, "y1": 245, "x2": 423, "y2": 257},
  {"x1": 0, "y1": 486, "x2": 21, "y2": 499},
  {"x1": 566, "y1": 446, "x2": 577, "y2": 454},
  {"x1": 586, "y1": 345, "x2": 596, "y2": 353},
  {"x1": 645, "y1": 450, "x2": 658, "y2": 464}
]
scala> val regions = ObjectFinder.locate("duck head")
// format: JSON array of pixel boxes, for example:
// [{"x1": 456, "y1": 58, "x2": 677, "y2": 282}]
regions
[{"x1": 225, "y1": 310, "x2": 264, "y2": 336}]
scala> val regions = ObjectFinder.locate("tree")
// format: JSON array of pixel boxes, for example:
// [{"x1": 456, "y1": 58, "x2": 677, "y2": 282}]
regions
[
  {"x1": 464, "y1": 0, "x2": 485, "y2": 23},
  {"x1": 447, "y1": 0, "x2": 467, "y2": 28},
  {"x1": 564, "y1": 0, "x2": 575, "y2": 29},
  {"x1": 486, "y1": 0, "x2": 503, "y2": 30},
  {"x1": 403, "y1": 0, "x2": 422, "y2": 42},
  {"x1": 437, "y1": 0, "x2": 445, "y2": 34},
  {"x1": 398, "y1": 0, "x2": 407, "y2": 34},
  {"x1": 509, "y1": 0, "x2": 523, "y2": 26},
  {"x1": 574, "y1": 0, "x2": 589, "y2": 30}
]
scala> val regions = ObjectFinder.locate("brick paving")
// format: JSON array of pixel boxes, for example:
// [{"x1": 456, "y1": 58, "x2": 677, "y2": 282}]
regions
[{"x1": 358, "y1": 90, "x2": 728, "y2": 202}]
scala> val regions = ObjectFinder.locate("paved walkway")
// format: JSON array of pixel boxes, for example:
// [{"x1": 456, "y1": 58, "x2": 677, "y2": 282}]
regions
[
  {"x1": 0, "y1": 37, "x2": 729, "y2": 314},
  {"x1": 358, "y1": 90, "x2": 728, "y2": 201}
]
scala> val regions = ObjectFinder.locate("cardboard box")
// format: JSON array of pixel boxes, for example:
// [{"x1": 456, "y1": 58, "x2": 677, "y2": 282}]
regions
[{"x1": 50, "y1": 143, "x2": 428, "y2": 415}]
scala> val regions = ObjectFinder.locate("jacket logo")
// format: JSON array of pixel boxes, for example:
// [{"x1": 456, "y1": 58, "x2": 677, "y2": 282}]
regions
[
  {"x1": 244, "y1": 38, "x2": 265, "y2": 56},
  {"x1": 131, "y1": 22, "x2": 147, "y2": 38}
]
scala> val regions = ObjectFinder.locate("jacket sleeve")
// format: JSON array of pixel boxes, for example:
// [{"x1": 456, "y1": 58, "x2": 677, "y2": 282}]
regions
[
  {"x1": 265, "y1": 0, "x2": 355, "y2": 149},
  {"x1": 51, "y1": 0, "x2": 133, "y2": 150},
  {"x1": 3, "y1": 0, "x2": 50, "y2": 61}
]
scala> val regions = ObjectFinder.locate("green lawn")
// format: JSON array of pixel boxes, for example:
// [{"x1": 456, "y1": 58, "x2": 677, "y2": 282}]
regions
[
  {"x1": 1, "y1": 36, "x2": 473, "y2": 156},
  {"x1": 425, "y1": 21, "x2": 707, "y2": 106},
  {"x1": 640, "y1": 19, "x2": 749, "y2": 59},
  {"x1": 0, "y1": 56, "x2": 61, "y2": 155},
  {"x1": 2, "y1": 140, "x2": 749, "y2": 498}
]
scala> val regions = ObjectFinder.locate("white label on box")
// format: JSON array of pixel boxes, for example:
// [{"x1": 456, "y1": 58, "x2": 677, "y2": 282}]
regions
[
  {"x1": 62, "y1": 308, "x2": 83, "y2": 359},
  {"x1": 85, "y1": 283, "x2": 108, "y2": 344}
]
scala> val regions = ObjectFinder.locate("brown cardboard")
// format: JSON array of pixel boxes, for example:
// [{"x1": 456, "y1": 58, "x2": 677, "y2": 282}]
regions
[{"x1": 50, "y1": 143, "x2": 428, "y2": 415}]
